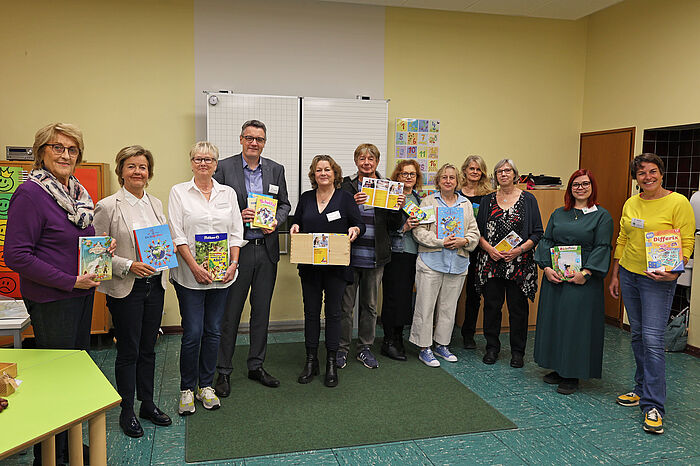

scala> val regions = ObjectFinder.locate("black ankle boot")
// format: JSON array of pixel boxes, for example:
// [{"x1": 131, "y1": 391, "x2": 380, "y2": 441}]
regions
[
  {"x1": 325, "y1": 351, "x2": 338, "y2": 387},
  {"x1": 395, "y1": 326, "x2": 406, "y2": 358},
  {"x1": 298, "y1": 348, "x2": 319, "y2": 384}
]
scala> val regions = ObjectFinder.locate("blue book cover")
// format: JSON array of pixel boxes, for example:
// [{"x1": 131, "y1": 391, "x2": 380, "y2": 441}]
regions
[
  {"x1": 133, "y1": 224, "x2": 179, "y2": 271},
  {"x1": 436, "y1": 207, "x2": 464, "y2": 239}
]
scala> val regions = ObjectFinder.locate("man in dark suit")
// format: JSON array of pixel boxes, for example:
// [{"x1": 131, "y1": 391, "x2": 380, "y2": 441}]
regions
[{"x1": 213, "y1": 120, "x2": 291, "y2": 393}]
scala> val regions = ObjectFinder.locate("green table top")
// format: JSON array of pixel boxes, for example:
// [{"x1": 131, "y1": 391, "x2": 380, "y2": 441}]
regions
[{"x1": 0, "y1": 349, "x2": 121, "y2": 458}]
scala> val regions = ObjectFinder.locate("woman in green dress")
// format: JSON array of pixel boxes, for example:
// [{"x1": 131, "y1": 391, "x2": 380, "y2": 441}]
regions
[{"x1": 533, "y1": 169, "x2": 613, "y2": 395}]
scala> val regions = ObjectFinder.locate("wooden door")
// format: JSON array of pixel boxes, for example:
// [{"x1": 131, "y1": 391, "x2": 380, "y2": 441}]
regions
[{"x1": 579, "y1": 127, "x2": 635, "y2": 326}]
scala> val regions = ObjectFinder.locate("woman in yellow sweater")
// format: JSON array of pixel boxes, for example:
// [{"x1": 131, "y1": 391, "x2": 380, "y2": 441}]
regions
[{"x1": 609, "y1": 153, "x2": 695, "y2": 435}]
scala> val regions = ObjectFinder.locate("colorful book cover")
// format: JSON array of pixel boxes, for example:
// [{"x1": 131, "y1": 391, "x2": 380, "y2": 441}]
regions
[
  {"x1": 645, "y1": 229, "x2": 684, "y2": 272},
  {"x1": 402, "y1": 199, "x2": 434, "y2": 224},
  {"x1": 550, "y1": 245, "x2": 582, "y2": 280},
  {"x1": 313, "y1": 233, "x2": 329, "y2": 264},
  {"x1": 494, "y1": 231, "x2": 523, "y2": 252},
  {"x1": 133, "y1": 224, "x2": 178, "y2": 271},
  {"x1": 0, "y1": 167, "x2": 22, "y2": 194},
  {"x1": 78, "y1": 236, "x2": 112, "y2": 280},
  {"x1": 361, "y1": 178, "x2": 376, "y2": 206},
  {"x1": 252, "y1": 196, "x2": 278, "y2": 229},
  {"x1": 373, "y1": 179, "x2": 389, "y2": 208},
  {"x1": 247, "y1": 193, "x2": 273, "y2": 229},
  {"x1": 436, "y1": 207, "x2": 464, "y2": 239},
  {"x1": 194, "y1": 233, "x2": 228, "y2": 281}
]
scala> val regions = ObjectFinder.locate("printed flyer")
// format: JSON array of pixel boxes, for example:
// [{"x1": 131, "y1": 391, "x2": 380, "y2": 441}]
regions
[{"x1": 361, "y1": 178, "x2": 403, "y2": 210}]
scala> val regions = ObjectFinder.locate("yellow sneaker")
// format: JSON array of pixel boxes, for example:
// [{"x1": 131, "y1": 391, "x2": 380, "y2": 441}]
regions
[
  {"x1": 643, "y1": 408, "x2": 664, "y2": 434},
  {"x1": 616, "y1": 391, "x2": 640, "y2": 407}
]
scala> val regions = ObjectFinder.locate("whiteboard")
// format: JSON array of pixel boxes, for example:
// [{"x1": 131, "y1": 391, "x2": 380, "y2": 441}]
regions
[
  {"x1": 301, "y1": 97, "x2": 388, "y2": 193},
  {"x1": 206, "y1": 93, "x2": 300, "y2": 208}
]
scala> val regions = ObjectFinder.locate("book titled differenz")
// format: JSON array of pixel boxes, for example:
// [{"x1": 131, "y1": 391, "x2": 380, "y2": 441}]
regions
[
  {"x1": 195, "y1": 233, "x2": 229, "y2": 281},
  {"x1": 133, "y1": 224, "x2": 178, "y2": 271}
]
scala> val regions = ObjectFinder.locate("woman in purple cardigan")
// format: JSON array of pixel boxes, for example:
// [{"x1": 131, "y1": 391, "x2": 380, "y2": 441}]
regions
[{"x1": 5, "y1": 123, "x2": 103, "y2": 463}]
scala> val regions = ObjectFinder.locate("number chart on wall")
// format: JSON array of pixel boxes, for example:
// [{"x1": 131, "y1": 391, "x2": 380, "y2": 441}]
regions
[
  {"x1": 206, "y1": 93, "x2": 301, "y2": 208},
  {"x1": 395, "y1": 118, "x2": 440, "y2": 189}
]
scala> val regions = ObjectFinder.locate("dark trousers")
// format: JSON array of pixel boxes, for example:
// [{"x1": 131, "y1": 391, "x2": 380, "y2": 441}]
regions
[
  {"x1": 482, "y1": 278, "x2": 529, "y2": 355},
  {"x1": 299, "y1": 266, "x2": 346, "y2": 351},
  {"x1": 24, "y1": 293, "x2": 94, "y2": 464},
  {"x1": 106, "y1": 277, "x2": 164, "y2": 412},
  {"x1": 217, "y1": 242, "x2": 277, "y2": 374},
  {"x1": 174, "y1": 282, "x2": 228, "y2": 391},
  {"x1": 460, "y1": 261, "x2": 482, "y2": 340},
  {"x1": 380, "y1": 252, "x2": 417, "y2": 329}
]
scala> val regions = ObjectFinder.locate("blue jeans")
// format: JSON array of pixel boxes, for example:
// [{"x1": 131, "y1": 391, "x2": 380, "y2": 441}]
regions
[
  {"x1": 173, "y1": 282, "x2": 228, "y2": 391},
  {"x1": 619, "y1": 267, "x2": 676, "y2": 415}
]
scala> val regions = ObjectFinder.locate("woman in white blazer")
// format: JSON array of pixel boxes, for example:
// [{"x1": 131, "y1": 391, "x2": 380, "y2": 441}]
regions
[{"x1": 94, "y1": 145, "x2": 172, "y2": 438}]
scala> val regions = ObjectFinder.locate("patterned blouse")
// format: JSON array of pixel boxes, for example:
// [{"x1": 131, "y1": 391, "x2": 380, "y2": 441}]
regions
[{"x1": 476, "y1": 194, "x2": 538, "y2": 301}]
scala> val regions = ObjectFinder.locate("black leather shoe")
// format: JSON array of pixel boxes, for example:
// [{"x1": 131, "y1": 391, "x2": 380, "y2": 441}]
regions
[
  {"x1": 483, "y1": 350, "x2": 498, "y2": 365},
  {"x1": 120, "y1": 413, "x2": 144, "y2": 438},
  {"x1": 325, "y1": 351, "x2": 338, "y2": 388},
  {"x1": 510, "y1": 353, "x2": 524, "y2": 368},
  {"x1": 381, "y1": 340, "x2": 407, "y2": 361},
  {"x1": 298, "y1": 354, "x2": 320, "y2": 384},
  {"x1": 139, "y1": 406, "x2": 172, "y2": 426},
  {"x1": 557, "y1": 378, "x2": 579, "y2": 395},
  {"x1": 248, "y1": 367, "x2": 280, "y2": 388},
  {"x1": 543, "y1": 371, "x2": 563, "y2": 384},
  {"x1": 215, "y1": 373, "x2": 231, "y2": 398}
]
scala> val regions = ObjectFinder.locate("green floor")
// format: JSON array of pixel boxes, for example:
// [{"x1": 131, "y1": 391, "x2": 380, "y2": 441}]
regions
[{"x1": 5, "y1": 326, "x2": 700, "y2": 465}]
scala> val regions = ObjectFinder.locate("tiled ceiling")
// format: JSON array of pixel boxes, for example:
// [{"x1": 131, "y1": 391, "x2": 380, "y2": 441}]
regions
[{"x1": 321, "y1": 0, "x2": 623, "y2": 20}]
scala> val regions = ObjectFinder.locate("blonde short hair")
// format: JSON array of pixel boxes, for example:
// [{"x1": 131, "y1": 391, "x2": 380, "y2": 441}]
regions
[
  {"x1": 32, "y1": 123, "x2": 85, "y2": 170},
  {"x1": 115, "y1": 145, "x2": 154, "y2": 187},
  {"x1": 189, "y1": 141, "x2": 219, "y2": 161},
  {"x1": 435, "y1": 163, "x2": 463, "y2": 189},
  {"x1": 353, "y1": 143, "x2": 380, "y2": 163}
]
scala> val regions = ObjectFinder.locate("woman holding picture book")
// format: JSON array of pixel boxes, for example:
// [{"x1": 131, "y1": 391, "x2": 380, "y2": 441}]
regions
[
  {"x1": 169, "y1": 141, "x2": 244, "y2": 415},
  {"x1": 475, "y1": 159, "x2": 543, "y2": 368},
  {"x1": 608, "y1": 153, "x2": 694, "y2": 435},
  {"x1": 410, "y1": 163, "x2": 480, "y2": 367},
  {"x1": 533, "y1": 169, "x2": 613, "y2": 395},
  {"x1": 93, "y1": 145, "x2": 171, "y2": 438},
  {"x1": 289, "y1": 155, "x2": 364, "y2": 387}
]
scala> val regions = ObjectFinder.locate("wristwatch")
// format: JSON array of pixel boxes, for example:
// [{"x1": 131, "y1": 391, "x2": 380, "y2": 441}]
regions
[{"x1": 582, "y1": 270, "x2": 591, "y2": 281}]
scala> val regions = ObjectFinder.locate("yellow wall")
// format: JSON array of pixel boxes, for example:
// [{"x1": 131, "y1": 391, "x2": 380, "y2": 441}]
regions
[
  {"x1": 384, "y1": 8, "x2": 588, "y2": 180},
  {"x1": 0, "y1": 0, "x2": 194, "y2": 327},
  {"x1": 581, "y1": 0, "x2": 700, "y2": 346}
]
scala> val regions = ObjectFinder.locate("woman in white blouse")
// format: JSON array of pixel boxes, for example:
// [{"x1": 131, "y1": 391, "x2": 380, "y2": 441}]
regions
[{"x1": 169, "y1": 141, "x2": 244, "y2": 416}]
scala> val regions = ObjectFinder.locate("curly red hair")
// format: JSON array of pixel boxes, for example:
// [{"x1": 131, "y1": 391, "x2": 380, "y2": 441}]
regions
[{"x1": 564, "y1": 169, "x2": 598, "y2": 210}]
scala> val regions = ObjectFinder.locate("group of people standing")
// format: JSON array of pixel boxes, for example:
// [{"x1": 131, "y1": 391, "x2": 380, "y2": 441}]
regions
[{"x1": 3, "y1": 120, "x2": 692, "y2": 466}]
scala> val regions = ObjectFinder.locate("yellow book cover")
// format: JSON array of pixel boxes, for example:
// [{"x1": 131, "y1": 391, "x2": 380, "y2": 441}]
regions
[
  {"x1": 494, "y1": 231, "x2": 522, "y2": 252},
  {"x1": 252, "y1": 197, "x2": 278, "y2": 229}
]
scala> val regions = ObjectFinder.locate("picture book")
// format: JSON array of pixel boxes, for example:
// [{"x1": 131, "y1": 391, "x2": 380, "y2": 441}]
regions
[
  {"x1": 0, "y1": 167, "x2": 22, "y2": 194},
  {"x1": 402, "y1": 199, "x2": 434, "y2": 224},
  {"x1": 361, "y1": 178, "x2": 403, "y2": 210},
  {"x1": 313, "y1": 233, "x2": 329, "y2": 265},
  {"x1": 79, "y1": 236, "x2": 112, "y2": 280},
  {"x1": 550, "y1": 245, "x2": 582, "y2": 280},
  {"x1": 133, "y1": 224, "x2": 178, "y2": 271},
  {"x1": 194, "y1": 233, "x2": 228, "y2": 281},
  {"x1": 494, "y1": 231, "x2": 522, "y2": 252},
  {"x1": 436, "y1": 207, "x2": 464, "y2": 239},
  {"x1": 252, "y1": 196, "x2": 278, "y2": 229},
  {"x1": 247, "y1": 193, "x2": 273, "y2": 229},
  {"x1": 645, "y1": 229, "x2": 684, "y2": 272}
]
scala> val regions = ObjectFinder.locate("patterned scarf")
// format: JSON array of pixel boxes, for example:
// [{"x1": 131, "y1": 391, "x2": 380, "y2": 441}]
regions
[{"x1": 29, "y1": 168, "x2": 94, "y2": 229}]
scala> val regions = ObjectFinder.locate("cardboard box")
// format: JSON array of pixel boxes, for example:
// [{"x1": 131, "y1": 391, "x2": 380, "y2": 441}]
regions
[
  {"x1": 0, "y1": 362, "x2": 17, "y2": 378},
  {"x1": 290, "y1": 233, "x2": 350, "y2": 266}
]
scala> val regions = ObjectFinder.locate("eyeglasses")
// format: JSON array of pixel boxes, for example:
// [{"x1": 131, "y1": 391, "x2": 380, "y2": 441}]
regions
[
  {"x1": 42, "y1": 143, "x2": 80, "y2": 157},
  {"x1": 400, "y1": 172, "x2": 417, "y2": 178},
  {"x1": 572, "y1": 181, "x2": 591, "y2": 189},
  {"x1": 242, "y1": 135, "x2": 266, "y2": 144},
  {"x1": 191, "y1": 157, "x2": 216, "y2": 165},
  {"x1": 495, "y1": 168, "x2": 513, "y2": 175}
]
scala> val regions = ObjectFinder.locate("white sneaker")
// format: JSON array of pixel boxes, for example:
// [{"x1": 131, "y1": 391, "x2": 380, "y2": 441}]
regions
[
  {"x1": 419, "y1": 348, "x2": 440, "y2": 367},
  {"x1": 196, "y1": 386, "x2": 221, "y2": 410},
  {"x1": 178, "y1": 389, "x2": 195, "y2": 415},
  {"x1": 434, "y1": 344, "x2": 458, "y2": 362}
]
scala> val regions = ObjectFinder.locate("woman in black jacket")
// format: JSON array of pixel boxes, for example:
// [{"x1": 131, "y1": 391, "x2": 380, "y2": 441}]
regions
[{"x1": 475, "y1": 159, "x2": 543, "y2": 368}]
